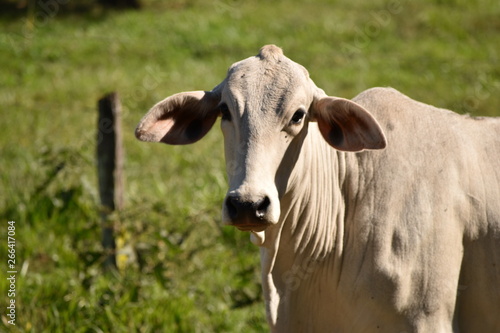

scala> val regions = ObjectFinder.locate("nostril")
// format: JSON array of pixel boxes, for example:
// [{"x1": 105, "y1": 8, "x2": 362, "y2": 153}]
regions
[
  {"x1": 226, "y1": 196, "x2": 239, "y2": 220},
  {"x1": 255, "y1": 196, "x2": 271, "y2": 219}
]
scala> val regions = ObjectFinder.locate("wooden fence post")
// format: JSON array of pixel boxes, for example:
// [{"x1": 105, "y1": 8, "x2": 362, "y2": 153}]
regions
[{"x1": 97, "y1": 92, "x2": 124, "y2": 270}]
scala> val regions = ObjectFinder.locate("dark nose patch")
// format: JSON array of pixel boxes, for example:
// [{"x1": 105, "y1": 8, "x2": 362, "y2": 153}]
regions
[{"x1": 225, "y1": 195, "x2": 271, "y2": 221}]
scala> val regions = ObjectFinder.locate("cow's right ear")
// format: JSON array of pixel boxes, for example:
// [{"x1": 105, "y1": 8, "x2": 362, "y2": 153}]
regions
[{"x1": 135, "y1": 91, "x2": 221, "y2": 145}]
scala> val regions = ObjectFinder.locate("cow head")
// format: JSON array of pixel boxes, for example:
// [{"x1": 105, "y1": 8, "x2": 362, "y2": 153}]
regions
[{"x1": 136, "y1": 45, "x2": 386, "y2": 242}]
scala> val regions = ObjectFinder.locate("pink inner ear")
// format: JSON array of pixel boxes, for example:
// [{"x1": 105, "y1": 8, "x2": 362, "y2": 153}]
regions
[
  {"x1": 149, "y1": 119, "x2": 174, "y2": 140},
  {"x1": 136, "y1": 118, "x2": 174, "y2": 142}
]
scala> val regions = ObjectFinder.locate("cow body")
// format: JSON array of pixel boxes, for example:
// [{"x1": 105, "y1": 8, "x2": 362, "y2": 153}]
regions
[
  {"x1": 265, "y1": 87, "x2": 500, "y2": 332},
  {"x1": 136, "y1": 45, "x2": 500, "y2": 332}
]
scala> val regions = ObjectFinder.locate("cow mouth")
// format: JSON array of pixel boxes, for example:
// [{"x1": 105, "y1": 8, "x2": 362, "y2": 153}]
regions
[{"x1": 230, "y1": 223, "x2": 270, "y2": 232}]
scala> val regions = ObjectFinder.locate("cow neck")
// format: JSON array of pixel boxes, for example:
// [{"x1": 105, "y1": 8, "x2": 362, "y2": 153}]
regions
[
  {"x1": 260, "y1": 124, "x2": 349, "y2": 274},
  {"x1": 280, "y1": 126, "x2": 346, "y2": 261},
  {"x1": 258, "y1": 125, "x2": 349, "y2": 327}
]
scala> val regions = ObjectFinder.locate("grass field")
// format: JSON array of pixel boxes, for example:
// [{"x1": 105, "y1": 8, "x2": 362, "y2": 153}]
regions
[{"x1": 1, "y1": 0, "x2": 499, "y2": 331}]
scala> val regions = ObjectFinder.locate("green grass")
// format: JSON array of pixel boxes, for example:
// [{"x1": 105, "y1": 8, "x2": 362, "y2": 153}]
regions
[{"x1": 1, "y1": 0, "x2": 499, "y2": 331}]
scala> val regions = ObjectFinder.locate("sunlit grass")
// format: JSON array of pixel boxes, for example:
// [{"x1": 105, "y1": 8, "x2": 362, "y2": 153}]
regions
[{"x1": 1, "y1": 0, "x2": 499, "y2": 331}]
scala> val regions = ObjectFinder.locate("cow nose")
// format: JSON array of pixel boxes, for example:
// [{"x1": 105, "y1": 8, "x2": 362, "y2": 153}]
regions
[{"x1": 225, "y1": 195, "x2": 271, "y2": 221}]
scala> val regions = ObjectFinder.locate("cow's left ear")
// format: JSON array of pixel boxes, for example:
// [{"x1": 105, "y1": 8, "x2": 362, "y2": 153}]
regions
[
  {"x1": 135, "y1": 90, "x2": 220, "y2": 145},
  {"x1": 311, "y1": 97, "x2": 387, "y2": 152}
]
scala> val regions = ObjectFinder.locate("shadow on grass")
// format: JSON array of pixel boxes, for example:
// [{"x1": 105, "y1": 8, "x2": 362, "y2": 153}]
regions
[{"x1": 0, "y1": 0, "x2": 140, "y2": 22}]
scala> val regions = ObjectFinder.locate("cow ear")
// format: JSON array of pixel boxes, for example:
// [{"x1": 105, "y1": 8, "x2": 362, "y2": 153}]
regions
[
  {"x1": 312, "y1": 97, "x2": 386, "y2": 152},
  {"x1": 135, "y1": 91, "x2": 221, "y2": 145}
]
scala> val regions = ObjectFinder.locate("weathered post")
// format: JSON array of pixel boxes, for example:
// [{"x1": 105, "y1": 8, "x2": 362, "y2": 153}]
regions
[{"x1": 97, "y1": 92, "x2": 124, "y2": 270}]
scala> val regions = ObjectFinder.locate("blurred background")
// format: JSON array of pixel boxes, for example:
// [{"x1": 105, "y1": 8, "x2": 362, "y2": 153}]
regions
[{"x1": 1, "y1": 0, "x2": 499, "y2": 331}]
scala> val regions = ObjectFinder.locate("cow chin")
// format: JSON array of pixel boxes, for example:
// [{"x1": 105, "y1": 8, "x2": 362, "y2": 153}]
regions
[
  {"x1": 234, "y1": 223, "x2": 270, "y2": 232},
  {"x1": 231, "y1": 217, "x2": 272, "y2": 232},
  {"x1": 222, "y1": 212, "x2": 276, "y2": 232}
]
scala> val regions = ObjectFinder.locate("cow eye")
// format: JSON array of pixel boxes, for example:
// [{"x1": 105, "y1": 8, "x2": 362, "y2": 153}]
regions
[
  {"x1": 219, "y1": 103, "x2": 231, "y2": 121},
  {"x1": 290, "y1": 109, "x2": 306, "y2": 125}
]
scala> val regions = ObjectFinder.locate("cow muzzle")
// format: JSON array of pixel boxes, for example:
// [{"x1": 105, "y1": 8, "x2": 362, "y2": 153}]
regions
[{"x1": 222, "y1": 192, "x2": 279, "y2": 232}]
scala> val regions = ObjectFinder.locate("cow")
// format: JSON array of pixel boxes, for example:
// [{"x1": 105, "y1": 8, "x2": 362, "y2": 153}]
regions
[{"x1": 135, "y1": 45, "x2": 500, "y2": 332}]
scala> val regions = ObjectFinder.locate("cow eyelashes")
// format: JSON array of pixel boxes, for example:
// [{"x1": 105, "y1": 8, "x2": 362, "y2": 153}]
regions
[
  {"x1": 219, "y1": 103, "x2": 232, "y2": 121},
  {"x1": 290, "y1": 109, "x2": 306, "y2": 125}
]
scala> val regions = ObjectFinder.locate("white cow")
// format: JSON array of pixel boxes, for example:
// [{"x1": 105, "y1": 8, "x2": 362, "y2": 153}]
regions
[{"x1": 136, "y1": 45, "x2": 500, "y2": 332}]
